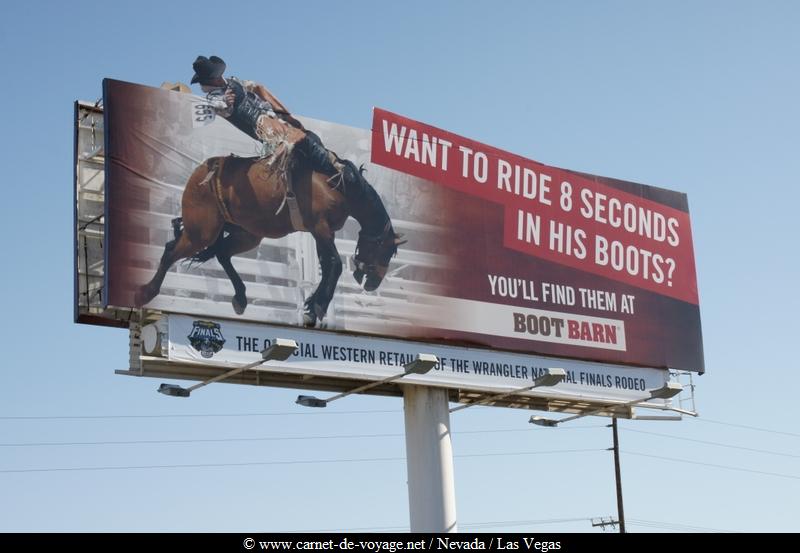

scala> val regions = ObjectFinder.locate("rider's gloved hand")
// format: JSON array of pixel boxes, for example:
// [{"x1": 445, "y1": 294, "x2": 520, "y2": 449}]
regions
[{"x1": 224, "y1": 89, "x2": 236, "y2": 107}]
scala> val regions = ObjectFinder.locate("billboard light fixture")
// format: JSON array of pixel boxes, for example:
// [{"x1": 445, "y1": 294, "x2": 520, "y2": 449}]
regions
[
  {"x1": 296, "y1": 395, "x2": 327, "y2": 408},
  {"x1": 157, "y1": 383, "x2": 191, "y2": 398},
  {"x1": 157, "y1": 337, "x2": 298, "y2": 398},
  {"x1": 450, "y1": 368, "x2": 567, "y2": 413},
  {"x1": 529, "y1": 381, "x2": 686, "y2": 426},
  {"x1": 533, "y1": 368, "x2": 568, "y2": 388},
  {"x1": 529, "y1": 416, "x2": 559, "y2": 427},
  {"x1": 403, "y1": 353, "x2": 439, "y2": 375},
  {"x1": 296, "y1": 354, "x2": 440, "y2": 408},
  {"x1": 648, "y1": 382, "x2": 683, "y2": 400},
  {"x1": 262, "y1": 338, "x2": 298, "y2": 362}
]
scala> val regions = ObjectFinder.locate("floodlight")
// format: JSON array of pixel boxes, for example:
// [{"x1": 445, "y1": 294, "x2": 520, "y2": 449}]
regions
[
  {"x1": 403, "y1": 354, "x2": 439, "y2": 375},
  {"x1": 450, "y1": 367, "x2": 566, "y2": 413},
  {"x1": 648, "y1": 382, "x2": 683, "y2": 400},
  {"x1": 296, "y1": 395, "x2": 327, "y2": 408},
  {"x1": 262, "y1": 338, "x2": 298, "y2": 361},
  {"x1": 528, "y1": 380, "x2": 685, "y2": 426},
  {"x1": 157, "y1": 336, "x2": 298, "y2": 398},
  {"x1": 533, "y1": 368, "x2": 567, "y2": 388},
  {"x1": 529, "y1": 416, "x2": 559, "y2": 427},
  {"x1": 296, "y1": 353, "x2": 439, "y2": 408},
  {"x1": 157, "y1": 383, "x2": 190, "y2": 398}
]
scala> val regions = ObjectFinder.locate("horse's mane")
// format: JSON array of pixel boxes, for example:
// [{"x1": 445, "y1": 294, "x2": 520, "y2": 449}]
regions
[{"x1": 337, "y1": 160, "x2": 392, "y2": 238}]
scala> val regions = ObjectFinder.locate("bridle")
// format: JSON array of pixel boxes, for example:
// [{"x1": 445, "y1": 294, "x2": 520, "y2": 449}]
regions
[{"x1": 353, "y1": 222, "x2": 397, "y2": 275}]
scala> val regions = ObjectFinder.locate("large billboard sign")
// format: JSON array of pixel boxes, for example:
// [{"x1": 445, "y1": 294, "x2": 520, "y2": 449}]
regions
[{"x1": 101, "y1": 79, "x2": 703, "y2": 373}]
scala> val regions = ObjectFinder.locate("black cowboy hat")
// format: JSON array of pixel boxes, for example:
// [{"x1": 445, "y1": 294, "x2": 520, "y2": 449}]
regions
[{"x1": 191, "y1": 55, "x2": 226, "y2": 85}]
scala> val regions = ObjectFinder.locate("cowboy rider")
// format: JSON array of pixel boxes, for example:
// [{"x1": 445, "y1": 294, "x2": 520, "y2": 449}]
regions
[{"x1": 191, "y1": 55, "x2": 356, "y2": 188}]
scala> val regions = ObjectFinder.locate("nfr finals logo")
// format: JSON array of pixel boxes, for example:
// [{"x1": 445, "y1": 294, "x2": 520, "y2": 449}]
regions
[{"x1": 188, "y1": 320, "x2": 225, "y2": 358}]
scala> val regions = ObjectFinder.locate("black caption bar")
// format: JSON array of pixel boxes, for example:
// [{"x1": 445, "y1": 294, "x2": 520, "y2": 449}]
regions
[{"x1": 0, "y1": 532, "x2": 745, "y2": 552}]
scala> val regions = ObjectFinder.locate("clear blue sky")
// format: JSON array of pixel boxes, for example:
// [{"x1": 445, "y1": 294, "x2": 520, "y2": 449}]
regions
[{"x1": 1, "y1": 0, "x2": 799, "y2": 533}]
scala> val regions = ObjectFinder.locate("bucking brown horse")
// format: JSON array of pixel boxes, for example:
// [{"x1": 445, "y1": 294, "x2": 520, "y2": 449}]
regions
[{"x1": 134, "y1": 148, "x2": 403, "y2": 326}]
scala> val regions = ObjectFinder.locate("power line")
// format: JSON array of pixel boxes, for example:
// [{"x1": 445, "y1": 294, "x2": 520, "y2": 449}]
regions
[
  {"x1": 0, "y1": 409, "x2": 401, "y2": 421},
  {"x1": 461, "y1": 517, "x2": 592, "y2": 530},
  {"x1": 625, "y1": 428, "x2": 800, "y2": 459},
  {"x1": 623, "y1": 450, "x2": 800, "y2": 481},
  {"x1": 627, "y1": 518, "x2": 736, "y2": 533},
  {"x1": 0, "y1": 457, "x2": 406, "y2": 474},
  {"x1": 289, "y1": 517, "x2": 595, "y2": 533},
  {"x1": 0, "y1": 425, "x2": 605, "y2": 448},
  {"x1": 288, "y1": 524, "x2": 408, "y2": 533},
  {"x1": 0, "y1": 432, "x2": 399, "y2": 448},
  {"x1": 0, "y1": 425, "x2": 604, "y2": 447},
  {"x1": 0, "y1": 448, "x2": 604, "y2": 474},
  {"x1": 690, "y1": 417, "x2": 800, "y2": 439},
  {"x1": 0, "y1": 409, "x2": 611, "y2": 423},
  {"x1": 459, "y1": 448, "x2": 604, "y2": 459}
]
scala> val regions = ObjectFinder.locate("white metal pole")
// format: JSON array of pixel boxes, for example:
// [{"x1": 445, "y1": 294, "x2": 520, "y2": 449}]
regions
[{"x1": 403, "y1": 385, "x2": 458, "y2": 533}]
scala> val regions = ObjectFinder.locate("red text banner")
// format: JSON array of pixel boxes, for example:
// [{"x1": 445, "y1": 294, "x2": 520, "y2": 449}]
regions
[{"x1": 371, "y1": 108, "x2": 698, "y2": 305}]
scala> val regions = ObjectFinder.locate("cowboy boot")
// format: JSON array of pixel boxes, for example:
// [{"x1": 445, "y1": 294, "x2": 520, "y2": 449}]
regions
[{"x1": 300, "y1": 132, "x2": 339, "y2": 176}]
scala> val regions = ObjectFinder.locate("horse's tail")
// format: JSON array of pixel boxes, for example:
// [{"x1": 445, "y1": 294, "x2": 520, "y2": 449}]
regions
[
  {"x1": 189, "y1": 242, "x2": 218, "y2": 265},
  {"x1": 187, "y1": 221, "x2": 235, "y2": 266}
]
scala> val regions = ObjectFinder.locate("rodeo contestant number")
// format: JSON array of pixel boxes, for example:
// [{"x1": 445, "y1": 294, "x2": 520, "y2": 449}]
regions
[{"x1": 192, "y1": 102, "x2": 216, "y2": 127}]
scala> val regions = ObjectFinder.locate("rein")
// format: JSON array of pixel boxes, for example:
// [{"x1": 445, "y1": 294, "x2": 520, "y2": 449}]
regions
[
  {"x1": 210, "y1": 158, "x2": 235, "y2": 224},
  {"x1": 357, "y1": 221, "x2": 393, "y2": 244}
]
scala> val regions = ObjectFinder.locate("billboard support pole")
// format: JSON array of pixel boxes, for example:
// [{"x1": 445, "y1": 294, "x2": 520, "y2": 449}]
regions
[
  {"x1": 403, "y1": 385, "x2": 457, "y2": 533},
  {"x1": 611, "y1": 418, "x2": 626, "y2": 533}
]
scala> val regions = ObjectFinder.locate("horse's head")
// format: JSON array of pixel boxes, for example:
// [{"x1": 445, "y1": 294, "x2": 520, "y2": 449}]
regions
[{"x1": 352, "y1": 224, "x2": 406, "y2": 291}]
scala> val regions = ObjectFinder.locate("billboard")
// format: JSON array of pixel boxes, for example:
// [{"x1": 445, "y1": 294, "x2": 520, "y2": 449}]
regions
[{"x1": 102, "y1": 78, "x2": 703, "y2": 373}]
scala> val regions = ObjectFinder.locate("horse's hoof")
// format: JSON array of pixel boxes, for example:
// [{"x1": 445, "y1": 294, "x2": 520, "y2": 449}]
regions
[
  {"x1": 303, "y1": 302, "x2": 327, "y2": 327},
  {"x1": 353, "y1": 269, "x2": 364, "y2": 285},
  {"x1": 363, "y1": 275, "x2": 382, "y2": 292},
  {"x1": 232, "y1": 294, "x2": 247, "y2": 315}
]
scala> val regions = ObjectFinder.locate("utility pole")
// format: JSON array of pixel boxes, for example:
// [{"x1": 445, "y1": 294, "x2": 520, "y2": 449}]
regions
[{"x1": 610, "y1": 418, "x2": 626, "y2": 533}]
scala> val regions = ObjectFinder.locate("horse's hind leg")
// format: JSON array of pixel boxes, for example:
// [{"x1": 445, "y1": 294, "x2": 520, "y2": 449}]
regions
[
  {"x1": 212, "y1": 227, "x2": 261, "y2": 315},
  {"x1": 134, "y1": 218, "x2": 223, "y2": 307},
  {"x1": 134, "y1": 160, "x2": 227, "y2": 307},
  {"x1": 135, "y1": 231, "x2": 205, "y2": 307}
]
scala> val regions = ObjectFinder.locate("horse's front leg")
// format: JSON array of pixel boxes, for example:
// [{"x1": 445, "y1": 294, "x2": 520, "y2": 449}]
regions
[{"x1": 304, "y1": 232, "x2": 342, "y2": 327}]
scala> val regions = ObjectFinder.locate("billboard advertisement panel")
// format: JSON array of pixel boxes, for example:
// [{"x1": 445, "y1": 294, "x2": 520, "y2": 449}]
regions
[
  {"x1": 161, "y1": 314, "x2": 669, "y2": 405},
  {"x1": 103, "y1": 79, "x2": 703, "y2": 373}
]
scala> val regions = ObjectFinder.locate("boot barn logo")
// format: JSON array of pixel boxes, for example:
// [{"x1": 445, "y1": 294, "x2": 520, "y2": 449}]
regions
[{"x1": 188, "y1": 320, "x2": 226, "y2": 358}]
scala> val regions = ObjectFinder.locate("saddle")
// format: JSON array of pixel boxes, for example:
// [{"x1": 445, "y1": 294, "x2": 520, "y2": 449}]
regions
[{"x1": 202, "y1": 145, "x2": 309, "y2": 232}]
